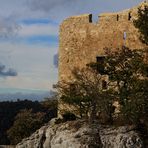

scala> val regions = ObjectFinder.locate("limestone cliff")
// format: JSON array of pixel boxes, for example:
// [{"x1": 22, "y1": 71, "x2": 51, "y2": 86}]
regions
[{"x1": 16, "y1": 119, "x2": 143, "y2": 148}]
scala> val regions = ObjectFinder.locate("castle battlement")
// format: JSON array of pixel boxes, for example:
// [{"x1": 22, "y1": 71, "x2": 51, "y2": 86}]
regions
[{"x1": 61, "y1": 2, "x2": 147, "y2": 26}]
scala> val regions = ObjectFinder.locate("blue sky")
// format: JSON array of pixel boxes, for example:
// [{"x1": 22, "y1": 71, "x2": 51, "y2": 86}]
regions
[{"x1": 0, "y1": 0, "x2": 143, "y2": 100}]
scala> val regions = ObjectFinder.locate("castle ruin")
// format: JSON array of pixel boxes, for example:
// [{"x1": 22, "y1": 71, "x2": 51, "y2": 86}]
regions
[
  {"x1": 58, "y1": 2, "x2": 147, "y2": 114},
  {"x1": 59, "y1": 2, "x2": 147, "y2": 82}
]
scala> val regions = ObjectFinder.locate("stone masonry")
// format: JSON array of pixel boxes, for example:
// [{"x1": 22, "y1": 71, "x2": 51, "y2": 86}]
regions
[
  {"x1": 59, "y1": 2, "x2": 147, "y2": 82},
  {"x1": 58, "y1": 2, "x2": 148, "y2": 114}
]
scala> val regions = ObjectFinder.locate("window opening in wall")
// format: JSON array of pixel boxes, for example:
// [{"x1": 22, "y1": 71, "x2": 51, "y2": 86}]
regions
[
  {"x1": 89, "y1": 14, "x2": 92, "y2": 23},
  {"x1": 102, "y1": 80, "x2": 107, "y2": 89},
  {"x1": 96, "y1": 56, "x2": 106, "y2": 75},
  {"x1": 90, "y1": 14, "x2": 98, "y2": 23},
  {"x1": 117, "y1": 14, "x2": 119, "y2": 21},
  {"x1": 128, "y1": 13, "x2": 131, "y2": 21}
]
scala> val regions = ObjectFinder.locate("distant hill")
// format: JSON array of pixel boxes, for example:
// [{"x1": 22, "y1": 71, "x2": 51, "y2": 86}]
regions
[{"x1": 0, "y1": 88, "x2": 56, "y2": 101}]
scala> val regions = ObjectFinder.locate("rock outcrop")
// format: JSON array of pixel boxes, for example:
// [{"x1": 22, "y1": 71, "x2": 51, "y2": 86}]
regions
[{"x1": 16, "y1": 119, "x2": 143, "y2": 148}]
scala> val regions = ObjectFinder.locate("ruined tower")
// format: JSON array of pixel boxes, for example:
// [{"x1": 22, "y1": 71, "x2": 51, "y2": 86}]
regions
[
  {"x1": 58, "y1": 2, "x2": 147, "y2": 114},
  {"x1": 59, "y1": 2, "x2": 147, "y2": 82}
]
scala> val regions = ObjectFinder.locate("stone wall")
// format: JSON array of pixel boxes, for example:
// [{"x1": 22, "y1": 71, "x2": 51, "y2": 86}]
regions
[
  {"x1": 59, "y1": 2, "x2": 147, "y2": 82},
  {"x1": 58, "y1": 2, "x2": 148, "y2": 114}
]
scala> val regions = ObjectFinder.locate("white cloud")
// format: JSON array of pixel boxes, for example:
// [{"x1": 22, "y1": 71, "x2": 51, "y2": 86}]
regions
[
  {"x1": 2, "y1": 76, "x2": 51, "y2": 90},
  {"x1": 19, "y1": 23, "x2": 58, "y2": 37},
  {"x1": 0, "y1": 42, "x2": 58, "y2": 90},
  {"x1": 0, "y1": 17, "x2": 20, "y2": 38},
  {"x1": 0, "y1": 0, "x2": 144, "y2": 94},
  {"x1": 0, "y1": 0, "x2": 144, "y2": 38}
]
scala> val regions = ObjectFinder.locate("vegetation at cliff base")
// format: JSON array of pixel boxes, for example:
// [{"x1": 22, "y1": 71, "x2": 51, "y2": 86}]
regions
[
  {"x1": 7, "y1": 109, "x2": 45, "y2": 145},
  {"x1": 0, "y1": 99, "x2": 57, "y2": 145},
  {"x1": 56, "y1": 67, "x2": 115, "y2": 123},
  {"x1": 57, "y1": 47, "x2": 148, "y2": 126}
]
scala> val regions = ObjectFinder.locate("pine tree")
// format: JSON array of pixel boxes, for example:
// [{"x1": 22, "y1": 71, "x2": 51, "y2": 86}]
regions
[{"x1": 134, "y1": 4, "x2": 148, "y2": 45}]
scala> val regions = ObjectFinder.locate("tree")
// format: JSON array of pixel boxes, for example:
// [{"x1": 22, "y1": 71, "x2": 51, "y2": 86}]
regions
[
  {"x1": 88, "y1": 46, "x2": 148, "y2": 123},
  {"x1": 41, "y1": 98, "x2": 58, "y2": 122},
  {"x1": 103, "y1": 46, "x2": 148, "y2": 124},
  {"x1": 134, "y1": 4, "x2": 148, "y2": 45},
  {"x1": 56, "y1": 67, "x2": 115, "y2": 123},
  {"x1": 7, "y1": 109, "x2": 45, "y2": 145},
  {"x1": 56, "y1": 67, "x2": 114, "y2": 148}
]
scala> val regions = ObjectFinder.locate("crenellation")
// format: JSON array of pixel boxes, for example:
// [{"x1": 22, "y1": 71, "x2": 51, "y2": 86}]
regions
[
  {"x1": 99, "y1": 12, "x2": 133, "y2": 23},
  {"x1": 60, "y1": 14, "x2": 93, "y2": 28}
]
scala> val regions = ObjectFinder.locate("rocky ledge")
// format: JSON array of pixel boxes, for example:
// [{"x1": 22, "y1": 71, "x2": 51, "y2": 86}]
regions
[{"x1": 16, "y1": 119, "x2": 143, "y2": 148}]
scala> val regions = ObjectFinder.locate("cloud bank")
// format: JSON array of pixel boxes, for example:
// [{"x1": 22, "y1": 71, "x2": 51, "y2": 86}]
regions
[
  {"x1": 0, "y1": 17, "x2": 20, "y2": 38},
  {"x1": 53, "y1": 53, "x2": 58, "y2": 68},
  {"x1": 27, "y1": 0, "x2": 77, "y2": 12},
  {"x1": 0, "y1": 64, "x2": 17, "y2": 77},
  {"x1": 0, "y1": 0, "x2": 143, "y2": 94},
  {"x1": 26, "y1": 0, "x2": 143, "y2": 22}
]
